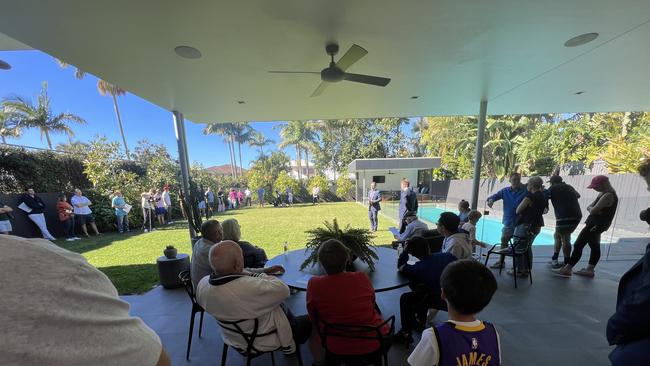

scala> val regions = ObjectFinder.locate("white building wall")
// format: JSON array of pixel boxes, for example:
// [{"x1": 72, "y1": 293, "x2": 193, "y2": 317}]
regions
[{"x1": 358, "y1": 169, "x2": 419, "y2": 203}]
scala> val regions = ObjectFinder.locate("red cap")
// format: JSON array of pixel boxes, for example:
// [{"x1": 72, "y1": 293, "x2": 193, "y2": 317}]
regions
[{"x1": 587, "y1": 175, "x2": 609, "y2": 189}]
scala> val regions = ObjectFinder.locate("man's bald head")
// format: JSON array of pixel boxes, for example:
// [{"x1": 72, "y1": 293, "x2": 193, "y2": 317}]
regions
[{"x1": 208, "y1": 240, "x2": 244, "y2": 276}]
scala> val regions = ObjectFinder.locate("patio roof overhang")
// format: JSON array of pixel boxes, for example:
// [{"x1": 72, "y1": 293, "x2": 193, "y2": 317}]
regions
[{"x1": 1, "y1": 1, "x2": 650, "y2": 124}]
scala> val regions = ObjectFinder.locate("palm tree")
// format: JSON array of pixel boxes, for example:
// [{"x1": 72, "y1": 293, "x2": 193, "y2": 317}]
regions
[
  {"x1": 301, "y1": 122, "x2": 317, "y2": 180},
  {"x1": 56, "y1": 59, "x2": 131, "y2": 159},
  {"x1": 248, "y1": 130, "x2": 275, "y2": 159},
  {"x1": 0, "y1": 106, "x2": 22, "y2": 144},
  {"x1": 233, "y1": 122, "x2": 253, "y2": 177},
  {"x1": 3, "y1": 83, "x2": 86, "y2": 149},
  {"x1": 279, "y1": 121, "x2": 303, "y2": 180},
  {"x1": 203, "y1": 122, "x2": 238, "y2": 179}
]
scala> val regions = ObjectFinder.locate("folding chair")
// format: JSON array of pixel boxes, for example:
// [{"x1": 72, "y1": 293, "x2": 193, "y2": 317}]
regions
[{"x1": 178, "y1": 270, "x2": 206, "y2": 359}]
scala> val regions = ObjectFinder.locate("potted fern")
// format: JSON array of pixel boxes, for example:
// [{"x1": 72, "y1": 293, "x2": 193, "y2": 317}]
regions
[{"x1": 300, "y1": 218, "x2": 379, "y2": 271}]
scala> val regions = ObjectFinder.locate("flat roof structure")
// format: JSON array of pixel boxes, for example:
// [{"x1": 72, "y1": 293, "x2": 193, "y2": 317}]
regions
[
  {"x1": 348, "y1": 157, "x2": 441, "y2": 172},
  {"x1": 2, "y1": 1, "x2": 650, "y2": 123}
]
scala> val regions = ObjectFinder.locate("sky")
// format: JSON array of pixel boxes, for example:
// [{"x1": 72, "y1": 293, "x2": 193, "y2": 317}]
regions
[{"x1": 0, "y1": 50, "x2": 285, "y2": 168}]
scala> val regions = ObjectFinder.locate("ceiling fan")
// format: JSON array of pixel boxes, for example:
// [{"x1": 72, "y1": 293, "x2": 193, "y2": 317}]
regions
[{"x1": 268, "y1": 43, "x2": 391, "y2": 97}]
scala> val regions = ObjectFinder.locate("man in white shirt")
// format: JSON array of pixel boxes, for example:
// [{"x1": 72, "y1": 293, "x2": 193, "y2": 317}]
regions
[
  {"x1": 197, "y1": 240, "x2": 311, "y2": 356},
  {"x1": 70, "y1": 188, "x2": 100, "y2": 237},
  {"x1": 0, "y1": 235, "x2": 170, "y2": 366},
  {"x1": 395, "y1": 211, "x2": 429, "y2": 242},
  {"x1": 244, "y1": 187, "x2": 252, "y2": 207},
  {"x1": 141, "y1": 189, "x2": 155, "y2": 232},
  {"x1": 161, "y1": 186, "x2": 173, "y2": 224},
  {"x1": 312, "y1": 186, "x2": 320, "y2": 205}
]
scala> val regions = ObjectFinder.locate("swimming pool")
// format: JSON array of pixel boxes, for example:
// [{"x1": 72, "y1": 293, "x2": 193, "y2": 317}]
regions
[{"x1": 419, "y1": 207, "x2": 557, "y2": 246}]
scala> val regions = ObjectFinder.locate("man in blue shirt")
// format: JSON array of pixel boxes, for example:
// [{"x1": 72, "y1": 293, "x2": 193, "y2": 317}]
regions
[
  {"x1": 367, "y1": 182, "x2": 381, "y2": 232},
  {"x1": 257, "y1": 187, "x2": 265, "y2": 207},
  {"x1": 399, "y1": 179, "x2": 418, "y2": 233},
  {"x1": 394, "y1": 236, "x2": 457, "y2": 345},
  {"x1": 486, "y1": 172, "x2": 527, "y2": 268}
]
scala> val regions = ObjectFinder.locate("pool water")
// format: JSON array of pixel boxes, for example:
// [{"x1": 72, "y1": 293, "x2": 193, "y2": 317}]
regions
[{"x1": 419, "y1": 207, "x2": 557, "y2": 246}]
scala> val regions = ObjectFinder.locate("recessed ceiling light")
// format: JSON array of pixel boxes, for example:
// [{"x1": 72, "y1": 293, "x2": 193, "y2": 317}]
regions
[
  {"x1": 0, "y1": 59, "x2": 11, "y2": 70},
  {"x1": 574, "y1": 91, "x2": 585, "y2": 95},
  {"x1": 411, "y1": 96, "x2": 419, "y2": 99},
  {"x1": 237, "y1": 100, "x2": 245, "y2": 104},
  {"x1": 174, "y1": 45, "x2": 202, "y2": 59},
  {"x1": 564, "y1": 33, "x2": 599, "y2": 47}
]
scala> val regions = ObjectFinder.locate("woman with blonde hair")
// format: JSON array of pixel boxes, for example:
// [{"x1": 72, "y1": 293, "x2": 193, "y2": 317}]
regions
[
  {"x1": 510, "y1": 176, "x2": 548, "y2": 277},
  {"x1": 221, "y1": 218, "x2": 268, "y2": 268}
]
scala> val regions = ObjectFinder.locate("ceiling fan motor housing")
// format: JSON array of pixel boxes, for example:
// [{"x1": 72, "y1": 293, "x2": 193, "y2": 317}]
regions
[{"x1": 321, "y1": 66, "x2": 345, "y2": 82}]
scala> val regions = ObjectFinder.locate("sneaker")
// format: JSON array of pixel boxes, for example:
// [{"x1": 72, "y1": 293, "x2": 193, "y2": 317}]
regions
[
  {"x1": 490, "y1": 261, "x2": 505, "y2": 269},
  {"x1": 550, "y1": 261, "x2": 564, "y2": 269},
  {"x1": 144, "y1": 229, "x2": 149, "y2": 233},
  {"x1": 574, "y1": 268, "x2": 595, "y2": 278},
  {"x1": 73, "y1": 237, "x2": 81, "y2": 240},
  {"x1": 549, "y1": 259, "x2": 559, "y2": 266},
  {"x1": 554, "y1": 268, "x2": 572, "y2": 278},
  {"x1": 66, "y1": 238, "x2": 75, "y2": 241}
]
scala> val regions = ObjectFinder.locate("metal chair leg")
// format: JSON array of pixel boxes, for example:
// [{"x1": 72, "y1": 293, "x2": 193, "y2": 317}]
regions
[
  {"x1": 512, "y1": 254, "x2": 518, "y2": 288},
  {"x1": 198, "y1": 310, "x2": 205, "y2": 337},
  {"x1": 221, "y1": 344, "x2": 228, "y2": 366},
  {"x1": 186, "y1": 311, "x2": 195, "y2": 360},
  {"x1": 528, "y1": 250, "x2": 533, "y2": 285}
]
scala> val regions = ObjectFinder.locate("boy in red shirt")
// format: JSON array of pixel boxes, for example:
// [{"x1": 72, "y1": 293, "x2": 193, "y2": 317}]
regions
[{"x1": 307, "y1": 239, "x2": 389, "y2": 364}]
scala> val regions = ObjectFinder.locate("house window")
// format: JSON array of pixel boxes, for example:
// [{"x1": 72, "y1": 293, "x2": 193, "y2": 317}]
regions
[{"x1": 372, "y1": 175, "x2": 386, "y2": 184}]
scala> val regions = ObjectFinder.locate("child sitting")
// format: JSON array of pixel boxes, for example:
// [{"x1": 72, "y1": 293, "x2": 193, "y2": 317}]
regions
[
  {"x1": 461, "y1": 210, "x2": 488, "y2": 254},
  {"x1": 408, "y1": 260, "x2": 500, "y2": 366}
]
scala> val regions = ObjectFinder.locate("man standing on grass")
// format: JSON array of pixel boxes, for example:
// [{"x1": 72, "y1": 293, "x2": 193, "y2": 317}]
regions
[
  {"x1": 257, "y1": 187, "x2": 266, "y2": 207},
  {"x1": 71, "y1": 189, "x2": 101, "y2": 237},
  {"x1": 368, "y1": 181, "x2": 381, "y2": 232},
  {"x1": 162, "y1": 186, "x2": 173, "y2": 224},
  {"x1": 486, "y1": 172, "x2": 527, "y2": 269}
]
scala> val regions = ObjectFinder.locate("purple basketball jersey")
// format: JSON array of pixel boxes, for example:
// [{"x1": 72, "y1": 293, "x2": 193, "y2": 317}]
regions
[{"x1": 434, "y1": 321, "x2": 500, "y2": 366}]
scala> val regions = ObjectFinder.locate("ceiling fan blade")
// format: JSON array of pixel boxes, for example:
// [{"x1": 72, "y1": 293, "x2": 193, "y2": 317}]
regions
[
  {"x1": 335, "y1": 44, "x2": 368, "y2": 71},
  {"x1": 310, "y1": 82, "x2": 330, "y2": 97},
  {"x1": 268, "y1": 71, "x2": 320, "y2": 74},
  {"x1": 344, "y1": 73, "x2": 391, "y2": 87}
]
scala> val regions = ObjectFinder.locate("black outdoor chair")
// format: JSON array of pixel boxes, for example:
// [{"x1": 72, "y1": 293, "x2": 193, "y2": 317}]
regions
[
  {"x1": 484, "y1": 233, "x2": 534, "y2": 288},
  {"x1": 314, "y1": 312, "x2": 395, "y2": 366},
  {"x1": 178, "y1": 270, "x2": 206, "y2": 360},
  {"x1": 217, "y1": 318, "x2": 304, "y2": 366}
]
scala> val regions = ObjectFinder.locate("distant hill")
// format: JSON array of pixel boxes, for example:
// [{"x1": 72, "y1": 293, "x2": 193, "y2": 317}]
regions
[{"x1": 205, "y1": 164, "x2": 246, "y2": 175}]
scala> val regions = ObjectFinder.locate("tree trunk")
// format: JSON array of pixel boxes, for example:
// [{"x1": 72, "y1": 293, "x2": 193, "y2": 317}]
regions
[
  {"x1": 296, "y1": 145, "x2": 302, "y2": 180},
  {"x1": 230, "y1": 136, "x2": 238, "y2": 179},
  {"x1": 111, "y1": 93, "x2": 130, "y2": 160},
  {"x1": 44, "y1": 129, "x2": 53, "y2": 149},
  {"x1": 237, "y1": 140, "x2": 244, "y2": 177},
  {"x1": 227, "y1": 137, "x2": 235, "y2": 178},
  {"x1": 305, "y1": 148, "x2": 310, "y2": 180}
]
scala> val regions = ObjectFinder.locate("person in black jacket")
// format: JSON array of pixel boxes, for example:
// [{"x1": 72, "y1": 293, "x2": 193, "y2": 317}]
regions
[
  {"x1": 19, "y1": 188, "x2": 55, "y2": 240},
  {"x1": 606, "y1": 159, "x2": 650, "y2": 365}
]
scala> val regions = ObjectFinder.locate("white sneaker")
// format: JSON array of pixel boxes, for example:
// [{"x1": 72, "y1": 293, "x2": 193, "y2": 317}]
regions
[
  {"x1": 66, "y1": 238, "x2": 75, "y2": 242},
  {"x1": 144, "y1": 229, "x2": 149, "y2": 233},
  {"x1": 73, "y1": 237, "x2": 81, "y2": 240}
]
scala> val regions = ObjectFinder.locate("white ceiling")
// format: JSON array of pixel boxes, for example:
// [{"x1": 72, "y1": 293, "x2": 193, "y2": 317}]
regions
[{"x1": 1, "y1": 0, "x2": 649, "y2": 123}]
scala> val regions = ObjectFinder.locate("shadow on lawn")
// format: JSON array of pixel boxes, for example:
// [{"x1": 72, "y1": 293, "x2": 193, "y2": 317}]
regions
[{"x1": 98, "y1": 263, "x2": 159, "y2": 295}]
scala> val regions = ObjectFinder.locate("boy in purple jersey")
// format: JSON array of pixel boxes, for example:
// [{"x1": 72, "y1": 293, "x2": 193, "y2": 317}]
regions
[{"x1": 408, "y1": 260, "x2": 500, "y2": 366}]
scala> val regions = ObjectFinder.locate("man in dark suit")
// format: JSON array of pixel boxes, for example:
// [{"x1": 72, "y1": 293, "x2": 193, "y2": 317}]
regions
[
  {"x1": 399, "y1": 179, "x2": 418, "y2": 233},
  {"x1": 368, "y1": 182, "x2": 381, "y2": 232},
  {"x1": 606, "y1": 159, "x2": 650, "y2": 365}
]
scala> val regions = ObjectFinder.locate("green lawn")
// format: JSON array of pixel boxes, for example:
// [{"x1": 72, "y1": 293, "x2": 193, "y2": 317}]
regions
[{"x1": 55, "y1": 202, "x2": 396, "y2": 294}]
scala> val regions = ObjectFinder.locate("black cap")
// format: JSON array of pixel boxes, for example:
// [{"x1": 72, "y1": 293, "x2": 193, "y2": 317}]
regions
[{"x1": 549, "y1": 175, "x2": 563, "y2": 184}]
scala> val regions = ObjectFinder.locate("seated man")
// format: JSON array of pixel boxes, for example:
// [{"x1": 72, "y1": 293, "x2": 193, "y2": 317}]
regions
[
  {"x1": 221, "y1": 218, "x2": 268, "y2": 268},
  {"x1": 394, "y1": 211, "x2": 429, "y2": 242},
  {"x1": 394, "y1": 236, "x2": 457, "y2": 345},
  {"x1": 438, "y1": 212, "x2": 472, "y2": 260},
  {"x1": 196, "y1": 241, "x2": 310, "y2": 356},
  {"x1": 191, "y1": 219, "x2": 223, "y2": 288},
  {"x1": 307, "y1": 239, "x2": 389, "y2": 363},
  {"x1": 1, "y1": 236, "x2": 170, "y2": 366}
]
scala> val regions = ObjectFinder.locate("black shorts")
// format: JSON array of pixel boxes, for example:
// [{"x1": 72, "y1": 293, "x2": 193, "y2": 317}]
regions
[
  {"x1": 555, "y1": 219, "x2": 580, "y2": 235},
  {"x1": 76, "y1": 214, "x2": 95, "y2": 225}
]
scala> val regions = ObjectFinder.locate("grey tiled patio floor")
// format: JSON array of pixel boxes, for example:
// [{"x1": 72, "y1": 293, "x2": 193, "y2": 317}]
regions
[{"x1": 123, "y1": 238, "x2": 648, "y2": 366}]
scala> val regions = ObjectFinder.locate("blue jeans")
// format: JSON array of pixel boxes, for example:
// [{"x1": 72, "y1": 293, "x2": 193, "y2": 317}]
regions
[
  {"x1": 609, "y1": 338, "x2": 650, "y2": 365},
  {"x1": 116, "y1": 214, "x2": 129, "y2": 233},
  {"x1": 63, "y1": 217, "x2": 76, "y2": 238},
  {"x1": 368, "y1": 207, "x2": 379, "y2": 231}
]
